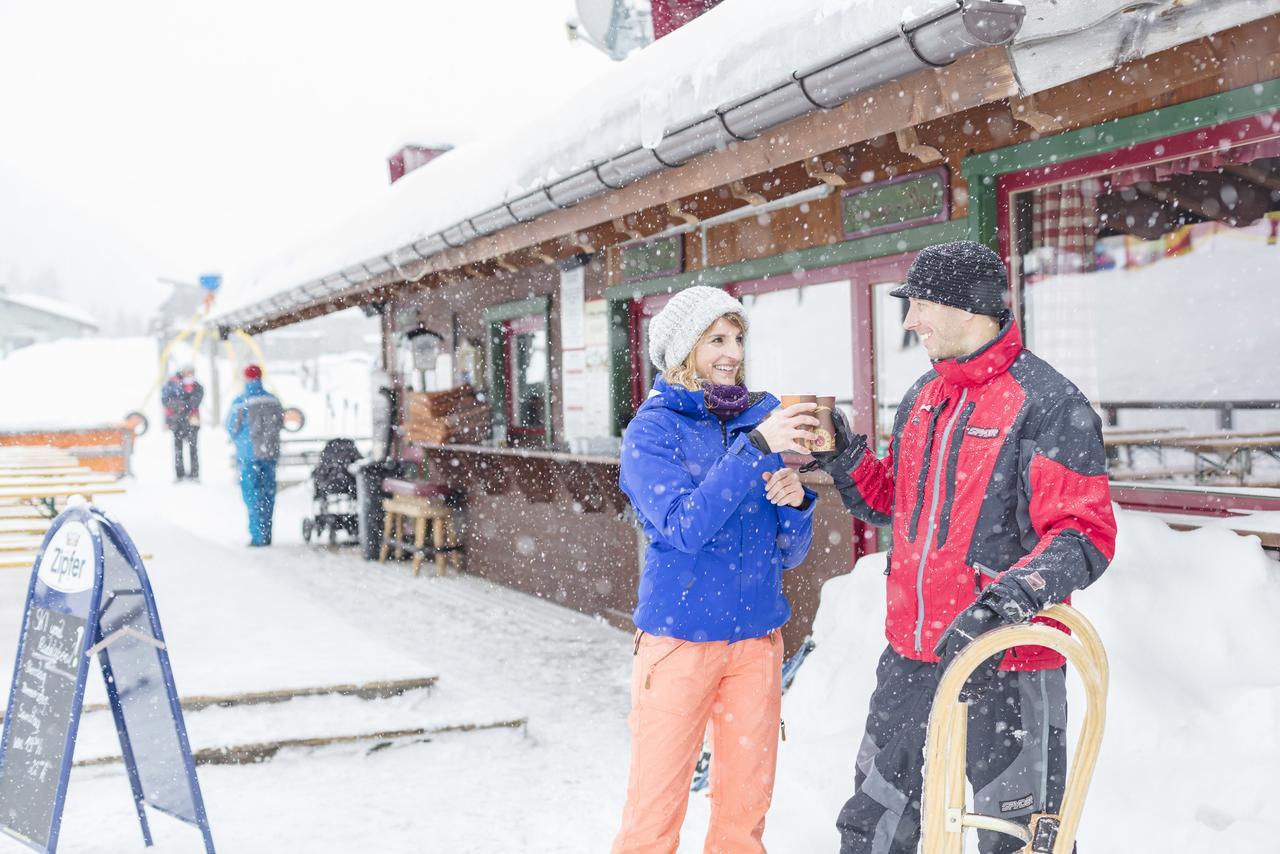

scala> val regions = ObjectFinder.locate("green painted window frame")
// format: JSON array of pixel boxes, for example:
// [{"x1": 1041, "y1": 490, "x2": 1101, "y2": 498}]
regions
[
  {"x1": 962, "y1": 79, "x2": 1280, "y2": 247},
  {"x1": 484, "y1": 295, "x2": 553, "y2": 446}
]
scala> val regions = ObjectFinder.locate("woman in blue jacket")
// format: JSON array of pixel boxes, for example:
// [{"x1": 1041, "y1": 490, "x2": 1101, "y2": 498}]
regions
[{"x1": 612, "y1": 286, "x2": 819, "y2": 854}]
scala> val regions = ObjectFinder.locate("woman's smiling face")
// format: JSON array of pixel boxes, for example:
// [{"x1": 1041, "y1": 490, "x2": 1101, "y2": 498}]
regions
[{"x1": 692, "y1": 315, "x2": 745, "y2": 386}]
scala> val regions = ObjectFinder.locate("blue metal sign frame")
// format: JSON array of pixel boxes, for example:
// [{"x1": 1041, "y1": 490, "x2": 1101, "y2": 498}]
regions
[{"x1": 0, "y1": 505, "x2": 215, "y2": 853}]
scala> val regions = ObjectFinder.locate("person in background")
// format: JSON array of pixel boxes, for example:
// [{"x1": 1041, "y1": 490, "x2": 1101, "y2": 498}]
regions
[
  {"x1": 225, "y1": 364, "x2": 284, "y2": 547},
  {"x1": 612, "y1": 285, "x2": 821, "y2": 854},
  {"x1": 161, "y1": 365, "x2": 203, "y2": 482},
  {"x1": 810, "y1": 241, "x2": 1118, "y2": 853}
]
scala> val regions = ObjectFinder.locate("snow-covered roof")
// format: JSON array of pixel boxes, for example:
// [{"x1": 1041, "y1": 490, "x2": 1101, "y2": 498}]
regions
[
  {"x1": 215, "y1": 0, "x2": 1025, "y2": 327},
  {"x1": 1010, "y1": 0, "x2": 1280, "y2": 95},
  {"x1": 1, "y1": 291, "x2": 99, "y2": 329},
  {"x1": 216, "y1": 0, "x2": 1279, "y2": 332}
]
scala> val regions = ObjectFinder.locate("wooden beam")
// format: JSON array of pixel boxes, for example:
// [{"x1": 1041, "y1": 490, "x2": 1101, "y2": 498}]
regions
[
  {"x1": 893, "y1": 127, "x2": 944, "y2": 165},
  {"x1": 1009, "y1": 93, "x2": 1062, "y2": 134},
  {"x1": 804, "y1": 155, "x2": 847, "y2": 187},
  {"x1": 729, "y1": 180, "x2": 767, "y2": 206},
  {"x1": 611, "y1": 217, "x2": 643, "y2": 241},
  {"x1": 666, "y1": 200, "x2": 700, "y2": 226}
]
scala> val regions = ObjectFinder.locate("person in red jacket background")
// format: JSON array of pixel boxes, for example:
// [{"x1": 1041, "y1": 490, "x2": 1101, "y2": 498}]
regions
[
  {"x1": 812, "y1": 241, "x2": 1117, "y2": 854},
  {"x1": 161, "y1": 365, "x2": 204, "y2": 482}
]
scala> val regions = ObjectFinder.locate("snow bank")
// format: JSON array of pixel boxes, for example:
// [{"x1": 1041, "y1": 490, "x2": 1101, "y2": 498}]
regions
[
  {"x1": 760, "y1": 507, "x2": 1280, "y2": 851},
  {"x1": 0, "y1": 336, "x2": 155, "y2": 430}
]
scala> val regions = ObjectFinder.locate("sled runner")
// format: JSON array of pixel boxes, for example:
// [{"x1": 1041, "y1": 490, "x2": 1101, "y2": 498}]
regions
[{"x1": 920, "y1": 605, "x2": 1107, "y2": 854}]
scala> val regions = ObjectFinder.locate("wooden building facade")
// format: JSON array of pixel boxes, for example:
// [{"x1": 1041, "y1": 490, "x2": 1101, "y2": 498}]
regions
[{"x1": 217, "y1": 8, "x2": 1280, "y2": 648}]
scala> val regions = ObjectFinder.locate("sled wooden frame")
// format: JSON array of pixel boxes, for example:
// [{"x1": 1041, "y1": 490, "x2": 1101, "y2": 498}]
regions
[{"x1": 921, "y1": 605, "x2": 1108, "y2": 854}]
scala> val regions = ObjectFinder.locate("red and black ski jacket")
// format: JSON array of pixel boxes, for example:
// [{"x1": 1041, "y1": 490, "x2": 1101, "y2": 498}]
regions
[{"x1": 827, "y1": 315, "x2": 1117, "y2": 670}]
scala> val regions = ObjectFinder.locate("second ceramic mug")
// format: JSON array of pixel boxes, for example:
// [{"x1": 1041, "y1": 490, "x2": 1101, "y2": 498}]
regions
[{"x1": 810, "y1": 396, "x2": 837, "y2": 453}]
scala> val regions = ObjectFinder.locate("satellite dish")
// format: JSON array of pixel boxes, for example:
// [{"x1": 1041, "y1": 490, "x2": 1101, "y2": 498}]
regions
[
  {"x1": 576, "y1": 0, "x2": 617, "y2": 46},
  {"x1": 571, "y1": 0, "x2": 653, "y2": 61}
]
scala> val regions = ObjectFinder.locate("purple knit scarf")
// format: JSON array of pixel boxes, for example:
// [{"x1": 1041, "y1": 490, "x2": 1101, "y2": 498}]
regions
[{"x1": 702, "y1": 381, "x2": 750, "y2": 421}]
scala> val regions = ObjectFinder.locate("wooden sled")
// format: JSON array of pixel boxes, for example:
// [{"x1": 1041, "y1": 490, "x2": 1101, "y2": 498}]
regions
[{"x1": 921, "y1": 604, "x2": 1108, "y2": 854}]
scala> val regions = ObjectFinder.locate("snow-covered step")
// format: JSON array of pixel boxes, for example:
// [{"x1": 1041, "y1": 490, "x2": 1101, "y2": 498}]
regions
[{"x1": 69, "y1": 681, "x2": 526, "y2": 765}]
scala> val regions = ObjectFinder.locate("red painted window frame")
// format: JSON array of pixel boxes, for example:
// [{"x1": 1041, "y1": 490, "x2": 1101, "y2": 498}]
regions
[
  {"x1": 995, "y1": 110, "x2": 1280, "y2": 516},
  {"x1": 725, "y1": 253, "x2": 918, "y2": 561},
  {"x1": 628, "y1": 292, "x2": 678, "y2": 410}
]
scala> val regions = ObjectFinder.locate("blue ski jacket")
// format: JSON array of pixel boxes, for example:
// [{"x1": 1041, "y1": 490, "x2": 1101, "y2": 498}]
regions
[
  {"x1": 619, "y1": 376, "x2": 817, "y2": 643},
  {"x1": 225, "y1": 380, "x2": 277, "y2": 465}
]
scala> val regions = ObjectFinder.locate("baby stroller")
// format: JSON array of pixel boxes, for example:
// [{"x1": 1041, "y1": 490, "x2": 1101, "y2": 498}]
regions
[{"x1": 302, "y1": 438, "x2": 363, "y2": 544}]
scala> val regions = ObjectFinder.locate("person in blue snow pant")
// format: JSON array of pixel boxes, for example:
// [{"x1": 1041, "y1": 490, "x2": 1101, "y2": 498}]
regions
[{"x1": 225, "y1": 364, "x2": 284, "y2": 547}]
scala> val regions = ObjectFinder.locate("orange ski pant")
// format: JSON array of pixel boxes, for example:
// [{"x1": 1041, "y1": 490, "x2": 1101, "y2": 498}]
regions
[{"x1": 612, "y1": 629, "x2": 783, "y2": 854}]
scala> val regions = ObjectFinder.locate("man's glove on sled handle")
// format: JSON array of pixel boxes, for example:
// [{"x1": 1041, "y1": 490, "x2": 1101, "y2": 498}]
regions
[{"x1": 934, "y1": 578, "x2": 1039, "y2": 702}]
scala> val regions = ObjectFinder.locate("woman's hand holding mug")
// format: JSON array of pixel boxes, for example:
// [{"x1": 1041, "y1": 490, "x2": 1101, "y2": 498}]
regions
[{"x1": 755, "y1": 403, "x2": 819, "y2": 454}]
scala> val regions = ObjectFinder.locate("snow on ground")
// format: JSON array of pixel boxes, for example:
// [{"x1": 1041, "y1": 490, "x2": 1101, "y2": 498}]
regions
[
  {"x1": 2, "y1": 338, "x2": 1279, "y2": 851},
  {"x1": 758, "y1": 508, "x2": 1280, "y2": 853},
  {"x1": 0, "y1": 428, "x2": 634, "y2": 853}
]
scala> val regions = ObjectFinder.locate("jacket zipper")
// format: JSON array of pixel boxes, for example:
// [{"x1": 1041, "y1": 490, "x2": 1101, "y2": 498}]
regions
[
  {"x1": 972, "y1": 562, "x2": 1000, "y2": 594},
  {"x1": 908, "y1": 402, "x2": 949, "y2": 542},
  {"x1": 913, "y1": 388, "x2": 968, "y2": 652},
  {"x1": 1038, "y1": 670, "x2": 1050, "y2": 801}
]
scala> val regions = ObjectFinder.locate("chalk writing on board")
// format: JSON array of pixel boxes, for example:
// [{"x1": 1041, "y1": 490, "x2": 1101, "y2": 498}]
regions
[{"x1": 0, "y1": 606, "x2": 86, "y2": 828}]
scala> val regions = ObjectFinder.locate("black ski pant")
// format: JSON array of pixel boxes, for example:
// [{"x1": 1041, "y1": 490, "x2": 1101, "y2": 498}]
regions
[
  {"x1": 172, "y1": 426, "x2": 199, "y2": 480},
  {"x1": 836, "y1": 645, "x2": 1068, "y2": 854}
]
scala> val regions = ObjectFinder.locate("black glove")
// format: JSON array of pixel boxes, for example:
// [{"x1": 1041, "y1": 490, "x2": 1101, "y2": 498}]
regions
[
  {"x1": 934, "y1": 578, "x2": 1041, "y2": 702},
  {"x1": 809, "y1": 407, "x2": 867, "y2": 467},
  {"x1": 934, "y1": 603, "x2": 1004, "y2": 702}
]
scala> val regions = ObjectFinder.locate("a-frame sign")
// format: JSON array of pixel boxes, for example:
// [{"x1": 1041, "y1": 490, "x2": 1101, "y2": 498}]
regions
[{"x1": 0, "y1": 504, "x2": 215, "y2": 853}]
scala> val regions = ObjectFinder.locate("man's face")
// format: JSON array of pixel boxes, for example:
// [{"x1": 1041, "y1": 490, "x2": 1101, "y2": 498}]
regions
[
  {"x1": 902, "y1": 298, "x2": 977, "y2": 361},
  {"x1": 181, "y1": 370, "x2": 194, "y2": 381}
]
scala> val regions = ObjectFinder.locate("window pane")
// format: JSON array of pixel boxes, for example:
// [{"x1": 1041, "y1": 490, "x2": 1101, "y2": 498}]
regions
[
  {"x1": 1015, "y1": 152, "x2": 1280, "y2": 489},
  {"x1": 873, "y1": 281, "x2": 931, "y2": 445},
  {"x1": 741, "y1": 280, "x2": 855, "y2": 422},
  {"x1": 507, "y1": 319, "x2": 547, "y2": 431}
]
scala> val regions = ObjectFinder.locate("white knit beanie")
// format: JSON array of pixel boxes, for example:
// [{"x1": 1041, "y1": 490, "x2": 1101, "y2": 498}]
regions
[{"x1": 647, "y1": 286, "x2": 749, "y2": 372}]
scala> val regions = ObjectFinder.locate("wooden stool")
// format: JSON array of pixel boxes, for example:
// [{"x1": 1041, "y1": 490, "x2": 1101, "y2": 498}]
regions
[{"x1": 378, "y1": 496, "x2": 459, "y2": 576}]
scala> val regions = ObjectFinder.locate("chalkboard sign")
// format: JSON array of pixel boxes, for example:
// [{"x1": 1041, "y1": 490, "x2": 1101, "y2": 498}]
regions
[
  {"x1": 0, "y1": 506, "x2": 215, "y2": 853},
  {"x1": 1, "y1": 607, "x2": 88, "y2": 846},
  {"x1": 0, "y1": 517, "x2": 97, "y2": 852}
]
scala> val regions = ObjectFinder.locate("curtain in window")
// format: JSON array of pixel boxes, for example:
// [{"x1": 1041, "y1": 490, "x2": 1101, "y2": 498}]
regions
[{"x1": 1029, "y1": 177, "x2": 1102, "y2": 276}]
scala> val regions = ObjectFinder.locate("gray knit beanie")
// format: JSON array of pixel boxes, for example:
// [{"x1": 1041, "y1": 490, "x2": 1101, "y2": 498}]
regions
[{"x1": 647, "y1": 286, "x2": 749, "y2": 372}]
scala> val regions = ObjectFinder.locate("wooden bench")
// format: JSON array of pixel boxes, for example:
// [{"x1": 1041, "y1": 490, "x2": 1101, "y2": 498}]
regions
[{"x1": 378, "y1": 496, "x2": 460, "y2": 577}]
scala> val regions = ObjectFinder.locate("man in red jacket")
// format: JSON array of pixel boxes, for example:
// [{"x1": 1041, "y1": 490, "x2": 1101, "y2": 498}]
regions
[{"x1": 813, "y1": 240, "x2": 1117, "y2": 854}]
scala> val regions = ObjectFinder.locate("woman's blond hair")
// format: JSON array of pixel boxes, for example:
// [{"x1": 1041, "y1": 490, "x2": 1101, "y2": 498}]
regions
[{"x1": 662, "y1": 313, "x2": 747, "y2": 390}]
